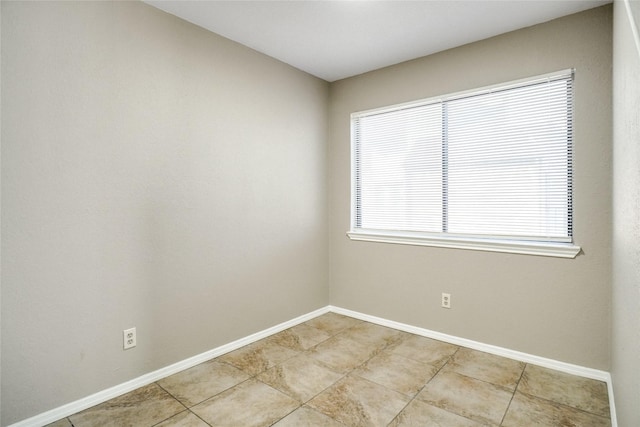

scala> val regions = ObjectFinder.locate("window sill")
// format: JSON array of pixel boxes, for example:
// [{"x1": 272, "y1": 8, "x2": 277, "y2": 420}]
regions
[{"x1": 346, "y1": 230, "x2": 581, "y2": 259}]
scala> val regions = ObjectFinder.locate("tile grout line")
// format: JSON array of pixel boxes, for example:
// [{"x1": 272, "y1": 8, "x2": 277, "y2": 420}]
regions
[
  {"x1": 498, "y1": 362, "x2": 528, "y2": 426},
  {"x1": 149, "y1": 382, "x2": 196, "y2": 427},
  {"x1": 410, "y1": 346, "x2": 493, "y2": 426},
  {"x1": 514, "y1": 364, "x2": 611, "y2": 419},
  {"x1": 295, "y1": 319, "x2": 385, "y2": 424},
  {"x1": 284, "y1": 318, "x2": 410, "y2": 426},
  {"x1": 259, "y1": 317, "x2": 360, "y2": 426},
  {"x1": 191, "y1": 410, "x2": 214, "y2": 427},
  {"x1": 514, "y1": 388, "x2": 613, "y2": 421},
  {"x1": 386, "y1": 345, "x2": 494, "y2": 427}
]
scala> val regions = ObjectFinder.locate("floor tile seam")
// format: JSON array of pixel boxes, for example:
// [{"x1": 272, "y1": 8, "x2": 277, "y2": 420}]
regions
[
  {"x1": 266, "y1": 405, "x2": 301, "y2": 427},
  {"x1": 317, "y1": 374, "x2": 413, "y2": 426},
  {"x1": 215, "y1": 357, "x2": 254, "y2": 375},
  {"x1": 409, "y1": 386, "x2": 493, "y2": 426},
  {"x1": 430, "y1": 402, "x2": 503, "y2": 427},
  {"x1": 270, "y1": 341, "x2": 307, "y2": 366},
  {"x1": 389, "y1": 339, "x2": 462, "y2": 368},
  {"x1": 284, "y1": 323, "x2": 336, "y2": 349},
  {"x1": 378, "y1": 349, "x2": 444, "y2": 372},
  {"x1": 513, "y1": 389, "x2": 612, "y2": 420},
  {"x1": 384, "y1": 393, "x2": 487, "y2": 427},
  {"x1": 298, "y1": 334, "x2": 334, "y2": 350},
  {"x1": 418, "y1": 345, "x2": 461, "y2": 388},
  {"x1": 305, "y1": 338, "x2": 402, "y2": 404},
  {"x1": 147, "y1": 408, "x2": 210, "y2": 427},
  {"x1": 154, "y1": 369, "x2": 252, "y2": 410},
  {"x1": 332, "y1": 334, "x2": 400, "y2": 353},
  {"x1": 339, "y1": 371, "x2": 413, "y2": 402},
  {"x1": 322, "y1": 327, "x2": 353, "y2": 336},
  {"x1": 111, "y1": 383, "x2": 188, "y2": 427},
  {"x1": 253, "y1": 363, "x2": 349, "y2": 409},
  {"x1": 216, "y1": 341, "x2": 304, "y2": 377},
  {"x1": 416, "y1": 358, "x2": 514, "y2": 427},
  {"x1": 385, "y1": 392, "x2": 418, "y2": 426},
  {"x1": 497, "y1": 361, "x2": 528, "y2": 426},
  {"x1": 306, "y1": 349, "x2": 421, "y2": 426},
  {"x1": 497, "y1": 387, "x2": 518, "y2": 426},
  {"x1": 301, "y1": 377, "x2": 364, "y2": 426},
  {"x1": 303, "y1": 337, "x2": 384, "y2": 375},
  {"x1": 439, "y1": 362, "x2": 522, "y2": 388},
  {"x1": 516, "y1": 367, "x2": 611, "y2": 409},
  {"x1": 190, "y1": 410, "x2": 214, "y2": 427},
  {"x1": 344, "y1": 342, "x2": 393, "y2": 375},
  {"x1": 188, "y1": 377, "x2": 305, "y2": 425},
  {"x1": 294, "y1": 347, "x2": 350, "y2": 376},
  {"x1": 249, "y1": 376, "x2": 308, "y2": 408},
  {"x1": 384, "y1": 362, "x2": 468, "y2": 427},
  {"x1": 305, "y1": 328, "x2": 368, "y2": 352},
  {"x1": 67, "y1": 383, "x2": 170, "y2": 416},
  {"x1": 184, "y1": 377, "x2": 258, "y2": 410},
  {"x1": 409, "y1": 395, "x2": 500, "y2": 427},
  {"x1": 438, "y1": 368, "x2": 517, "y2": 394},
  {"x1": 304, "y1": 319, "x2": 364, "y2": 338},
  {"x1": 349, "y1": 370, "x2": 405, "y2": 398},
  {"x1": 299, "y1": 344, "x2": 364, "y2": 377},
  {"x1": 348, "y1": 363, "x2": 434, "y2": 400},
  {"x1": 302, "y1": 339, "x2": 331, "y2": 352},
  {"x1": 286, "y1": 405, "x2": 351, "y2": 427}
]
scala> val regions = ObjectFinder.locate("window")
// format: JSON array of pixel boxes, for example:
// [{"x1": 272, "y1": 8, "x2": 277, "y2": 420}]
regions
[{"x1": 349, "y1": 70, "x2": 580, "y2": 258}]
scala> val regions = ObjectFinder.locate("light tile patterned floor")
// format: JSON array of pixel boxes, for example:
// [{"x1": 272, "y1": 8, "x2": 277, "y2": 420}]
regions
[{"x1": 47, "y1": 313, "x2": 611, "y2": 427}]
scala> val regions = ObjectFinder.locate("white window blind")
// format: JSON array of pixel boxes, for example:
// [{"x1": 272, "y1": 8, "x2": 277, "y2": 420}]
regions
[{"x1": 351, "y1": 70, "x2": 574, "y2": 251}]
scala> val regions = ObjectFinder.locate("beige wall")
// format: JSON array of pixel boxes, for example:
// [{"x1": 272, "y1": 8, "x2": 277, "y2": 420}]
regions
[
  {"x1": 328, "y1": 6, "x2": 613, "y2": 370},
  {"x1": 1, "y1": 2, "x2": 621, "y2": 425},
  {"x1": 611, "y1": 1, "x2": 640, "y2": 425},
  {"x1": 0, "y1": 1, "x2": 328, "y2": 424}
]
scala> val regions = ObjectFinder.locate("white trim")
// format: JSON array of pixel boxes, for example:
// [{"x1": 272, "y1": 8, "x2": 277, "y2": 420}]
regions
[
  {"x1": 347, "y1": 230, "x2": 581, "y2": 258},
  {"x1": 8, "y1": 307, "x2": 330, "y2": 427},
  {"x1": 350, "y1": 70, "x2": 575, "y2": 257},
  {"x1": 351, "y1": 68, "x2": 574, "y2": 117},
  {"x1": 328, "y1": 305, "x2": 616, "y2": 426},
  {"x1": 11, "y1": 305, "x2": 616, "y2": 427},
  {"x1": 328, "y1": 305, "x2": 607, "y2": 379},
  {"x1": 608, "y1": 377, "x2": 618, "y2": 427}
]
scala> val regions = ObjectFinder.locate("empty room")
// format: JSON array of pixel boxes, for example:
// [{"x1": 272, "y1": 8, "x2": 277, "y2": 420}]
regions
[{"x1": 1, "y1": 0, "x2": 639, "y2": 426}]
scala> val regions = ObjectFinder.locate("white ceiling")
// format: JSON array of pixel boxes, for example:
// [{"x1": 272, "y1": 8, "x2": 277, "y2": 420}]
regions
[{"x1": 144, "y1": 0, "x2": 610, "y2": 82}]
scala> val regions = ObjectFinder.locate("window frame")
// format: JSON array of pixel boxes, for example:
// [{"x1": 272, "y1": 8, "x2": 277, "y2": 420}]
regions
[{"x1": 348, "y1": 70, "x2": 581, "y2": 258}]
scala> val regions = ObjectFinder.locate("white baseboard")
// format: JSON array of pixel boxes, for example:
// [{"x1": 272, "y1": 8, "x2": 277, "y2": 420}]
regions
[
  {"x1": 9, "y1": 306, "x2": 330, "y2": 427},
  {"x1": 11, "y1": 304, "x2": 617, "y2": 427},
  {"x1": 328, "y1": 305, "x2": 617, "y2": 426}
]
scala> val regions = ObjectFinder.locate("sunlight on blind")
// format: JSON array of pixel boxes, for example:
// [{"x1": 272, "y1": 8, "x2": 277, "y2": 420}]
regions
[
  {"x1": 352, "y1": 70, "x2": 573, "y2": 243},
  {"x1": 355, "y1": 104, "x2": 443, "y2": 232}
]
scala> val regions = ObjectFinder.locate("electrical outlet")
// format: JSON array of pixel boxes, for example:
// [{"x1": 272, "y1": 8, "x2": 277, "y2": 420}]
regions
[
  {"x1": 441, "y1": 293, "x2": 451, "y2": 309},
  {"x1": 123, "y1": 327, "x2": 136, "y2": 350}
]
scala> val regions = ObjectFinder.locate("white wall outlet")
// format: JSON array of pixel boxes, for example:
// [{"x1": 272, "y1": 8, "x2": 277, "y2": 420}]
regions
[
  {"x1": 123, "y1": 327, "x2": 136, "y2": 350},
  {"x1": 441, "y1": 293, "x2": 451, "y2": 309}
]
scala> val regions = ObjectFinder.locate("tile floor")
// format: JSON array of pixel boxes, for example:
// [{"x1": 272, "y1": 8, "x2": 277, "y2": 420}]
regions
[{"x1": 47, "y1": 313, "x2": 611, "y2": 427}]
